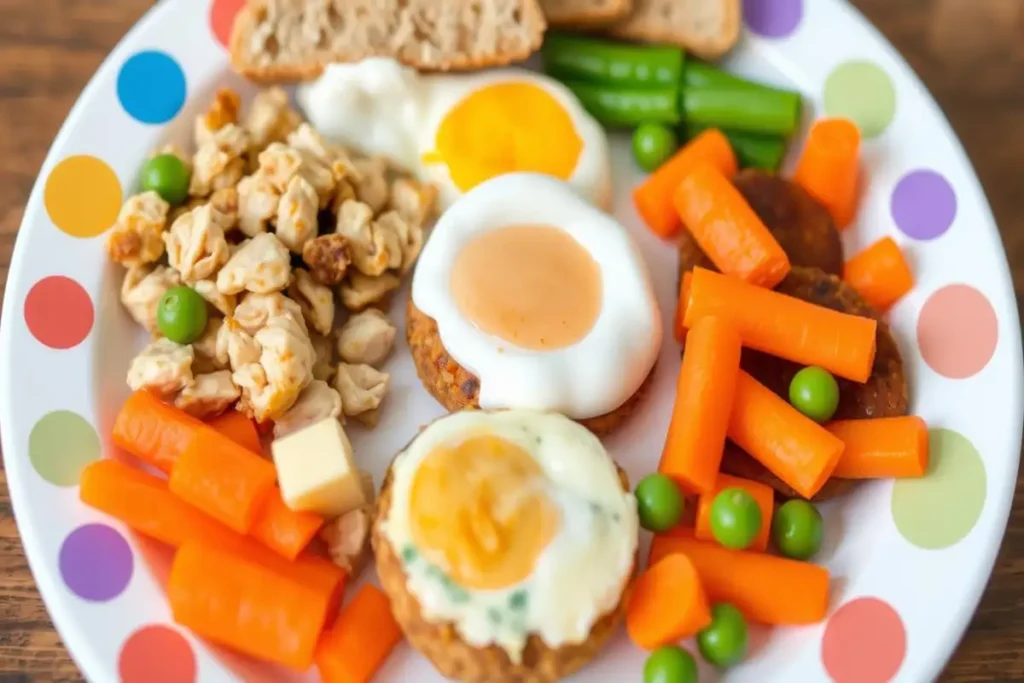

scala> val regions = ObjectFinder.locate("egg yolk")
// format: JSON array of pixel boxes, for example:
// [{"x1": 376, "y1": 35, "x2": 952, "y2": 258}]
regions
[
  {"x1": 430, "y1": 82, "x2": 583, "y2": 192},
  {"x1": 408, "y1": 435, "x2": 561, "y2": 590}
]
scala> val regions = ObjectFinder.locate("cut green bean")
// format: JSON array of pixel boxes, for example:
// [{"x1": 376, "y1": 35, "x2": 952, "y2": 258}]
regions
[
  {"x1": 542, "y1": 33, "x2": 685, "y2": 88},
  {"x1": 683, "y1": 85, "x2": 803, "y2": 136},
  {"x1": 686, "y1": 124, "x2": 788, "y2": 171},
  {"x1": 565, "y1": 82, "x2": 681, "y2": 128}
]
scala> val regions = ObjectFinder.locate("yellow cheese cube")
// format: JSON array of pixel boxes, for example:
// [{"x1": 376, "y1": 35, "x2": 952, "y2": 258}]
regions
[{"x1": 271, "y1": 418, "x2": 366, "y2": 518}]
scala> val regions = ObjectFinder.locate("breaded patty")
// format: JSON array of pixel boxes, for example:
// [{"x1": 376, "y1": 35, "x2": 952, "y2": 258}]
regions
[{"x1": 406, "y1": 295, "x2": 654, "y2": 437}]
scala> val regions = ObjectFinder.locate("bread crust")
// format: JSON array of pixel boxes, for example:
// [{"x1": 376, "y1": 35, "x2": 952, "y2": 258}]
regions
[
  {"x1": 607, "y1": 0, "x2": 741, "y2": 60},
  {"x1": 541, "y1": 0, "x2": 634, "y2": 28}
]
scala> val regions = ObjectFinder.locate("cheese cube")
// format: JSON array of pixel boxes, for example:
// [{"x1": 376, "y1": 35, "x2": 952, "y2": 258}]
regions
[{"x1": 271, "y1": 418, "x2": 366, "y2": 518}]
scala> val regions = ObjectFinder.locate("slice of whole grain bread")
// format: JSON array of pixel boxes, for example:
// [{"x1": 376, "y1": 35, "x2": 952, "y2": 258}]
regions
[
  {"x1": 230, "y1": 0, "x2": 547, "y2": 82},
  {"x1": 608, "y1": 0, "x2": 740, "y2": 60},
  {"x1": 540, "y1": 0, "x2": 633, "y2": 27}
]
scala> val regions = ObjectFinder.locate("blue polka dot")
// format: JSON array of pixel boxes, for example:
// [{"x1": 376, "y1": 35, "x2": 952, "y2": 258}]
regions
[{"x1": 117, "y1": 51, "x2": 186, "y2": 125}]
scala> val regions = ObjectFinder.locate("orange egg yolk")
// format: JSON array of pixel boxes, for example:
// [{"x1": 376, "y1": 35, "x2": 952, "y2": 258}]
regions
[
  {"x1": 408, "y1": 435, "x2": 561, "y2": 590},
  {"x1": 429, "y1": 82, "x2": 583, "y2": 193}
]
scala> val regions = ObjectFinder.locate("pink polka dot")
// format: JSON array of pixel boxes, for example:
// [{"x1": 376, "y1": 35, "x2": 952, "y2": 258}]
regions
[
  {"x1": 917, "y1": 284, "x2": 998, "y2": 379},
  {"x1": 210, "y1": 0, "x2": 246, "y2": 48},
  {"x1": 24, "y1": 276, "x2": 94, "y2": 349},
  {"x1": 119, "y1": 625, "x2": 197, "y2": 683},
  {"x1": 821, "y1": 597, "x2": 907, "y2": 683}
]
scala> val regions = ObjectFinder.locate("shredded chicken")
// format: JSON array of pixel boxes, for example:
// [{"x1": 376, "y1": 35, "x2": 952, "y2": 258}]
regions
[
  {"x1": 372, "y1": 211, "x2": 406, "y2": 271},
  {"x1": 127, "y1": 338, "x2": 194, "y2": 396},
  {"x1": 255, "y1": 313, "x2": 316, "y2": 392},
  {"x1": 333, "y1": 363, "x2": 389, "y2": 422},
  {"x1": 310, "y1": 333, "x2": 336, "y2": 383},
  {"x1": 120, "y1": 264, "x2": 180, "y2": 333},
  {"x1": 273, "y1": 379, "x2": 343, "y2": 438},
  {"x1": 243, "y1": 87, "x2": 302, "y2": 152},
  {"x1": 216, "y1": 316, "x2": 263, "y2": 369},
  {"x1": 190, "y1": 124, "x2": 250, "y2": 197},
  {"x1": 233, "y1": 291, "x2": 306, "y2": 336},
  {"x1": 208, "y1": 187, "x2": 240, "y2": 232},
  {"x1": 164, "y1": 205, "x2": 231, "y2": 283},
  {"x1": 302, "y1": 233, "x2": 351, "y2": 286},
  {"x1": 321, "y1": 506, "x2": 372, "y2": 576},
  {"x1": 192, "y1": 317, "x2": 227, "y2": 373},
  {"x1": 216, "y1": 232, "x2": 291, "y2": 295},
  {"x1": 339, "y1": 271, "x2": 401, "y2": 311},
  {"x1": 276, "y1": 175, "x2": 319, "y2": 254},
  {"x1": 236, "y1": 173, "x2": 280, "y2": 238},
  {"x1": 351, "y1": 156, "x2": 390, "y2": 214},
  {"x1": 193, "y1": 279, "x2": 237, "y2": 317},
  {"x1": 106, "y1": 192, "x2": 169, "y2": 267},
  {"x1": 336, "y1": 309, "x2": 396, "y2": 366},
  {"x1": 335, "y1": 200, "x2": 395, "y2": 276},
  {"x1": 390, "y1": 176, "x2": 437, "y2": 229},
  {"x1": 195, "y1": 88, "x2": 242, "y2": 148},
  {"x1": 175, "y1": 370, "x2": 240, "y2": 418},
  {"x1": 288, "y1": 269, "x2": 334, "y2": 337}
]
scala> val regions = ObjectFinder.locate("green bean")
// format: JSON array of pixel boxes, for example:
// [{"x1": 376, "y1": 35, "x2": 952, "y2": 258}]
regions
[
  {"x1": 565, "y1": 82, "x2": 681, "y2": 128},
  {"x1": 681, "y1": 62, "x2": 803, "y2": 136},
  {"x1": 686, "y1": 124, "x2": 788, "y2": 171},
  {"x1": 542, "y1": 33, "x2": 685, "y2": 88}
]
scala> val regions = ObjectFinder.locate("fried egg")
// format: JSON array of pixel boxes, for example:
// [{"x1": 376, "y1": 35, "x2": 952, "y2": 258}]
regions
[
  {"x1": 297, "y1": 58, "x2": 611, "y2": 209},
  {"x1": 381, "y1": 409, "x2": 638, "y2": 659},
  {"x1": 411, "y1": 172, "x2": 662, "y2": 420}
]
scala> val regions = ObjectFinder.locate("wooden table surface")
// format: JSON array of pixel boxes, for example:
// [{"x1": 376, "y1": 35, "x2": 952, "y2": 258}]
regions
[{"x1": 1, "y1": 0, "x2": 1023, "y2": 680}]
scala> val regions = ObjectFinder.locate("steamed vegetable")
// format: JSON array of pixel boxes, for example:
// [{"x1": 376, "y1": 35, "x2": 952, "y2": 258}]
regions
[
  {"x1": 696, "y1": 474, "x2": 774, "y2": 552},
  {"x1": 644, "y1": 646, "x2": 699, "y2": 683},
  {"x1": 788, "y1": 366, "x2": 840, "y2": 423},
  {"x1": 564, "y1": 82, "x2": 681, "y2": 127},
  {"x1": 112, "y1": 390, "x2": 205, "y2": 473},
  {"x1": 633, "y1": 123, "x2": 680, "y2": 172},
  {"x1": 682, "y1": 62, "x2": 803, "y2": 136},
  {"x1": 141, "y1": 153, "x2": 190, "y2": 205},
  {"x1": 708, "y1": 488, "x2": 763, "y2": 551},
  {"x1": 542, "y1": 33, "x2": 684, "y2": 88},
  {"x1": 157, "y1": 286, "x2": 208, "y2": 344},
  {"x1": 697, "y1": 603, "x2": 749, "y2": 667},
  {"x1": 627, "y1": 553, "x2": 712, "y2": 650},
  {"x1": 829, "y1": 416, "x2": 929, "y2": 479},
  {"x1": 843, "y1": 236, "x2": 914, "y2": 312},
  {"x1": 315, "y1": 584, "x2": 404, "y2": 683},
  {"x1": 793, "y1": 117, "x2": 861, "y2": 228},
  {"x1": 635, "y1": 473, "x2": 686, "y2": 532},
  {"x1": 772, "y1": 499, "x2": 824, "y2": 560}
]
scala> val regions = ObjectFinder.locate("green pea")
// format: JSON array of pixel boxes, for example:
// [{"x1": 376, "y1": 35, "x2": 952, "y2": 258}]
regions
[
  {"x1": 709, "y1": 488, "x2": 762, "y2": 550},
  {"x1": 157, "y1": 286, "x2": 208, "y2": 344},
  {"x1": 632, "y1": 123, "x2": 680, "y2": 172},
  {"x1": 141, "y1": 153, "x2": 191, "y2": 205},
  {"x1": 644, "y1": 645, "x2": 699, "y2": 683},
  {"x1": 635, "y1": 473, "x2": 685, "y2": 532},
  {"x1": 697, "y1": 603, "x2": 748, "y2": 667},
  {"x1": 772, "y1": 499, "x2": 824, "y2": 560},
  {"x1": 788, "y1": 366, "x2": 840, "y2": 423}
]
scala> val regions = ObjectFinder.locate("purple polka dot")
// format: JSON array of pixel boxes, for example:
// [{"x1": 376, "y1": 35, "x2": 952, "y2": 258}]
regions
[
  {"x1": 891, "y1": 170, "x2": 958, "y2": 240},
  {"x1": 59, "y1": 524, "x2": 133, "y2": 601},
  {"x1": 744, "y1": 0, "x2": 803, "y2": 38}
]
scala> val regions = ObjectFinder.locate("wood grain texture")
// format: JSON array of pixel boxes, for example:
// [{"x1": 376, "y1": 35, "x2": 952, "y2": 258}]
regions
[{"x1": 0, "y1": 0, "x2": 1022, "y2": 680}]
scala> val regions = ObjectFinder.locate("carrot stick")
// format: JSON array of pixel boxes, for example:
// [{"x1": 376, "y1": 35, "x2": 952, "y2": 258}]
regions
[
  {"x1": 695, "y1": 473, "x2": 775, "y2": 551},
  {"x1": 168, "y1": 540, "x2": 332, "y2": 670},
  {"x1": 674, "y1": 271, "x2": 694, "y2": 342},
  {"x1": 207, "y1": 410, "x2": 262, "y2": 455},
  {"x1": 660, "y1": 317, "x2": 742, "y2": 494},
  {"x1": 252, "y1": 489, "x2": 325, "y2": 560},
  {"x1": 315, "y1": 584, "x2": 403, "y2": 683},
  {"x1": 112, "y1": 390, "x2": 205, "y2": 473},
  {"x1": 626, "y1": 553, "x2": 711, "y2": 650},
  {"x1": 683, "y1": 267, "x2": 877, "y2": 382},
  {"x1": 634, "y1": 129, "x2": 738, "y2": 238},
  {"x1": 843, "y1": 236, "x2": 914, "y2": 312},
  {"x1": 829, "y1": 416, "x2": 929, "y2": 479},
  {"x1": 793, "y1": 117, "x2": 861, "y2": 229},
  {"x1": 673, "y1": 164, "x2": 791, "y2": 288},
  {"x1": 168, "y1": 428, "x2": 277, "y2": 534},
  {"x1": 649, "y1": 534, "x2": 829, "y2": 625}
]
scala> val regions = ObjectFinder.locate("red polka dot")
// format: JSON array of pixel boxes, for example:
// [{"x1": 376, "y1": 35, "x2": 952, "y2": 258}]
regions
[
  {"x1": 821, "y1": 597, "x2": 906, "y2": 683},
  {"x1": 24, "y1": 276, "x2": 94, "y2": 349},
  {"x1": 917, "y1": 284, "x2": 998, "y2": 379},
  {"x1": 210, "y1": 0, "x2": 246, "y2": 48},
  {"x1": 119, "y1": 625, "x2": 196, "y2": 683}
]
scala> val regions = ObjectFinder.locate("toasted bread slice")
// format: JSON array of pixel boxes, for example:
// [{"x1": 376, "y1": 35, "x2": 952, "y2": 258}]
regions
[
  {"x1": 540, "y1": 0, "x2": 633, "y2": 27},
  {"x1": 230, "y1": 0, "x2": 547, "y2": 82},
  {"x1": 608, "y1": 0, "x2": 740, "y2": 60}
]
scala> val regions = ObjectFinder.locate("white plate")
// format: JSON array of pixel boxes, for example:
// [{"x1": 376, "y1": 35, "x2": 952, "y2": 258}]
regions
[{"x1": 1, "y1": 0, "x2": 1021, "y2": 681}]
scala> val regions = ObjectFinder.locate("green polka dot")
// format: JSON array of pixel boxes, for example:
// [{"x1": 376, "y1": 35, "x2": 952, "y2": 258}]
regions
[
  {"x1": 29, "y1": 411, "x2": 101, "y2": 486},
  {"x1": 891, "y1": 429, "x2": 986, "y2": 549},
  {"x1": 823, "y1": 60, "x2": 896, "y2": 138}
]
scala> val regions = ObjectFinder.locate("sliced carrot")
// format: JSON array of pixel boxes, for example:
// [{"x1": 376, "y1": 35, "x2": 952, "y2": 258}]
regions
[
  {"x1": 626, "y1": 553, "x2": 711, "y2": 650},
  {"x1": 659, "y1": 317, "x2": 742, "y2": 494},
  {"x1": 649, "y1": 534, "x2": 829, "y2": 625},
  {"x1": 112, "y1": 390, "x2": 205, "y2": 473},
  {"x1": 252, "y1": 489, "x2": 325, "y2": 560},
  {"x1": 727, "y1": 371, "x2": 845, "y2": 499},
  {"x1": 634, "y1": 129, "x2": 738, "y2": 239},
  {"x1": 793, "y1": 117, "x2": 861, "y2": 229},
  {"x1": 673, "y1": 271, "x2": 694, "y2": 342},
  {"x1": 207, "y1": 410, "x2": 262, "y2": 454},
  {"x1": 315, "y1": 584, "x2": 403, "y2": 683},
  {"x1": 695, "y1": 473, "x2": 775, "y2": 552},
  {"x1": 829, "y1": 416, "x2": 929, "y2": 479},
  {"x1": 843, "y1": 236, "x2": 914, "y2": 312},
  {"x1": 168, "y1": 540, "x2": 332, "y2": 670},
  {"x1": 683, "y1": 267, "x2": 877, "y2": 382},
  {"x1": 673, "y1": 164, "x2": 791, "y2": 288},
  {"x1": 168, "y1": 426, "x2": 277, "y2": 534}
]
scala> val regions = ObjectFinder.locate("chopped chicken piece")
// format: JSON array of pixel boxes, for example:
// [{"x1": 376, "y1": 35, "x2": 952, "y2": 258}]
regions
[
  {"x1": 339, "y1": 271, "x2": 401, "y2": 311},
  {"x1": 330, "y1": 177, "x2": 358, "y2": 215},
  {"x1": 310, "y1": 333, "x2": 336, "y2": 383},
  {"x1": 208, "y1": 187, "x2": 239, "y2": 232},
  {"x1": 106, "y1": 191, "x2": 170, "y2": 267},
  {"x1": 215, "y1": 316, "x2": 262, "y2": 369},
  {"x1": 320, "y1": 506, "x2": 372, "y2": 576},
  {"x1": 333, "y1": 363, "x2": 389, "y2": 421},
  {"x1": 233, "y1": 291, "x2": 306, "y2": 335},
  {"x1": 192, "y1": 316, "x2": 227, "y2": 373},
  {"x1": 335, "y1": 200, "x2": 395, "y2": 276},
  {"x1": 194, "y1": 88, "x2": 241, "y2": 148},
  {"x1": 255, "y1": 313, "x2": 316, "y2": 393},
  {"x1": 236, "y1": 173, "x2": 280, "y2": 238},
  {"x1": 276, "y1": 175, "x2": 318, "y2": 254},
  {"x1": 164, "y1": 204, "x2": 231, "y2": 283},
  {"x1": 120, "y1": 264, "x2": 180, "y2": 333},
  {"x1": 189, "y1": 124, "x2": 249, "y2": 197},
  {"x1": 215, "y1": 232, "x2": 291, "y2": 295},
  {"x1": 233, "y1": 362, "x2": 297, "y2": 424},
  {"x1": 351, "y1": 156, "x2": 390, "y2": 214},
  {"x1": 288, "y1": 269, "x2": 334, "y2": 337},
  {"x1": 336, "y1": 309, "x2": 396, "y2": 366},
  {"x1": 302, "y1": 233, "x2": 350, "y2": 286},
  {"x1": 352, "y1": 408, "x2": 382, "y2": 428},
  {"x1": 243, "y1": 87, "x2": 302, "y2": 152},
  {"x1": 273, "y1": 379, "x2": 343, "y2": 438},
  {"x1": 192, "y1": 279, "x2": 236, "y2": 317},
  {"x1": 390, "y1": 176, "x2": 438, "y2": 229},
  {"x1": 372, "y1": 211, "x2": 405, "y2": 271},
  {"x1": 127, "y1": 338, "x2": 194, "y2": 396},
  {"x1": 257, "y1": 139, "x2": 337, "y2": 210},
  {"x1": 175, "y1": 370, "x2": 240, "y2": 418}
]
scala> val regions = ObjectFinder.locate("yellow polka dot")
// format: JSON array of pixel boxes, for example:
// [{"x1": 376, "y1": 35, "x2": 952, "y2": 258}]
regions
[{"x1": 44, "y1": 155, "x2": 122, "y2": 238}]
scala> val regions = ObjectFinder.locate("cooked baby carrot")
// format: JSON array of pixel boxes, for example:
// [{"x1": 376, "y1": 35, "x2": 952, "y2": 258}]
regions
[
  {"x1": 627, "y1": 553, "x2": 711, "y2": 650},
  {"x1": 728, "y1": 371, "x2": 845, "y2": 499},
  {"x1": 168, "y1": 427, "x2": 277, "y2": 534},
  {"x1": 252, "y1": 489, "x2": 325, "y2": 561},
  {"x1": 829, "y1": 416, "x2": 929, "y2": 479},
  {"x1": 316, "y1": 584, "x2": 403, "y2": 683},
  {"x1": 649, "y1": 534, "x2": 829, "y2": 625},
  {"x1": 168, "y1": 540, "x2": 332, "y2": 670},
  {"x1": 112, "y1": 390, "x2": 205, "y2": 473},
  {"x1": 695, "y1": 473, "x2": 775, "y2": 552},
  {"x1": 793, "y1": 117, "x2": 861, "y2": 229},
  {"x1": 660, "y1": 317, "x2": 742, "y2": 494},
  {"x1": 207, "y1": 410, "x2": 262, "y2": 454},
  {"x1": 843, "y1": 236, "x2": 914, "y2": 312},
  {"x1": 683, "y1": 267, "x2": 878, "y2": 382},
  {"x1": 673, "y1": 164, "x2": 791, "y2": 288},
  {"x1": 674, "y1": 271, "x2": 694, "y2": 342},
  {"x1": 633, "y1": 129, "x2": 738, "y2": 239}
]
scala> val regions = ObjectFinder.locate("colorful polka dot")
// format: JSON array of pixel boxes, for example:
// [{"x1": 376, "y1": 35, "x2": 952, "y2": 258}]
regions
[
  {"x1": 28, "y1": 411, "x2": 100, "y2": 486},
  {"x1": 917, "y1": 284, "x2": 998, "y2": 379},
  {"x1": 43, "y1": 155, "x2": 122, "y2": 238},
  {"x1": 823, "y1": 61, "x2": 896, "y2": 138},
  {"x1": 891, "y1": 429, "x2": 987, "y2": 549},
  {"x1": 117, "y1": 51, "x2": 187, "y2": 124},
  {"x1": 24, "y1": 276, "x2": 94, "y2": 349},
  {"x1": 892, "y1": 169, "x2": 957, "y2": 240},
  {"x1": 210, "y1": 0, "x2": 246, "y2": 48},
  {"x1": 821, "y1": 597, "x2": 906, "y2": 683},
  {"x1": 59, "y1": 524, "x2": 133, "y2": 601},
  {"x1": 119, "y1": 625, "x2": 197, "y2": 683},
  {"x1": 743, "y1": 0, "x2": 803, "y2": 38}
]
